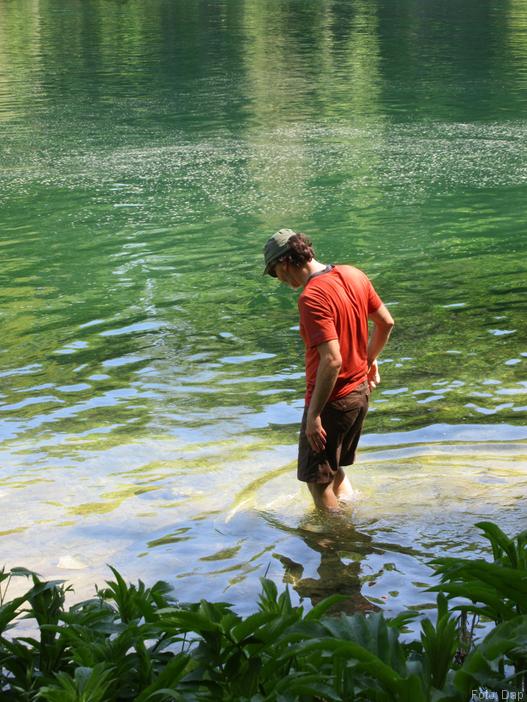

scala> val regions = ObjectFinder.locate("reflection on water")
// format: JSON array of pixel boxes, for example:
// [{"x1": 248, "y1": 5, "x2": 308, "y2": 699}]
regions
[
  {"x1": 267, "y1": 511, "x2": 380, "y2": 615},
  {"x1": 1, "y1": 0, "x2": 527, "y2": 612}
]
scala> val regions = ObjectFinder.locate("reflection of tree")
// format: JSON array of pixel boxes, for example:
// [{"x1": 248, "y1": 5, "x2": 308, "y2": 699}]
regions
[
  {"x1": 506, "y1": 0, "x2": 527, "y2": 82},
  {"x1": 0, "y1": 0, "x2": 42, "y2": 122},
  {"x1": 240, "y1": 2, "x2": 315, "y2": 227},
  {"x1": 376, "y1": 0, "x2": 514, "y2": 120},
  {"x1": 323, "y1": 0, "x2": 384, "y2": 121},
  {"x1": 265, "y1": 511, "x2": 380, "y2": 615},
  {"x1": 239, "y1": 0, "x2": 387, "y2": 236},
  {"x1": 311, "y1": 0, "x2": 388, "y2": 239}
]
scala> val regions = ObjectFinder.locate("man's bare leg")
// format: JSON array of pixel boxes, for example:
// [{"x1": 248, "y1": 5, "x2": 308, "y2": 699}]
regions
[
  {"x1": 308, "y1": 481, "x2": 341, "y2": 512},
  {"x1": 332, "y1": 468, "x2": 354, "y2": 502}
]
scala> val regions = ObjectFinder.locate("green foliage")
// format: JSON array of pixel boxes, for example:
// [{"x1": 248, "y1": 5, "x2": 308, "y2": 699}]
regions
[
  {"x1": 453, "y1": 616, "x2": 527, "y2": 696},
  {"x1": 419, "y1": 594, "x2": 458, "y2": 689},
  {"x1": 39, "y1": 664, "x2": 115, "y2": 702},
  {"x1": 430, "y1": 521, "x2": 527, "y2": 622},
  {"x1": 96, "y1": 566, "x2": 175, "y2": 624},
  {"x1": 0, "y1": 521, "x2": 526, "y2": 701}
]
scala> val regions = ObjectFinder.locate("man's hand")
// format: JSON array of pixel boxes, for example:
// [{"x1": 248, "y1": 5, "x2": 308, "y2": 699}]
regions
[
  {"x1": 367, "y1": 359, "x2": 381, "y2": 391},
  {"x1": 306, "y1": 412, "x2": 327, "y2": 453}
]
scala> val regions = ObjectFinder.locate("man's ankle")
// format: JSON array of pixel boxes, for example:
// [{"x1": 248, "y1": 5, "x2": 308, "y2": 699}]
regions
[{"x1": 308, "y1": 481, "x2": 340, "y2": 511}]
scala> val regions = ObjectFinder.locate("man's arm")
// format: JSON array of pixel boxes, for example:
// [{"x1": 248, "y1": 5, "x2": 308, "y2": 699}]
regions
[
  {"x1": 367, "y1": 304, "x2": 394, "y2": 390},
  {"x1": 305, "y1": 339, "x2": 342, "y2": 453}
]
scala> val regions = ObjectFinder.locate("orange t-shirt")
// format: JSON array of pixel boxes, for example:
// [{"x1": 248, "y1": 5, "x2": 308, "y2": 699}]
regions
[{"x1": 298, "y1": 265, "x2": 382, "y2": 405}]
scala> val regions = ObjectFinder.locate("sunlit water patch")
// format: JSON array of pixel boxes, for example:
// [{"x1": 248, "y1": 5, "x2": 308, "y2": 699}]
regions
[
  {"x1": 2, "y1": 123, "x2": 527, "y2": 217},
  {"x1": 1, "y1": 425, "x2": 526, "y2": 616}
]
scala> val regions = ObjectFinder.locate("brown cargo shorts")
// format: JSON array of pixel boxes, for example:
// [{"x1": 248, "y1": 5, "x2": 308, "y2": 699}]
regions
[{"x1": 297, "y1": 380, "x2": 370, "y2": 484}]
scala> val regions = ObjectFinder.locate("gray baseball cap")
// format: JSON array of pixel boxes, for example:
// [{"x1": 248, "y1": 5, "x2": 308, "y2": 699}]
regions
[{"x1": 263, "y1": 228, "x2": 297, "y2": 276}]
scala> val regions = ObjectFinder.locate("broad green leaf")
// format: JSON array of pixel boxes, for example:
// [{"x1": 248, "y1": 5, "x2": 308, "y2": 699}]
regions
[
  {"x1": 429, "y1": 581, "x2": 514, "y2": 620},
  {"x1": 7, "y1": 567, "x2": 37, "y2": 578},
  {"x1": 420, "y1": 594, "x2": 458, "y2": 689},
  {"x1": 230, "y1": 611, "x2": 277, "y2": 642},
  {"x1": 475, "y1": 521, "x2": 518, "y2": 567},
  {"x1": 304, "y1": 594, "x2": 348, "y2": 621},
  {"x1": 432, "y1": 559, "x2": 527, "y2": 611},
  {"x1": 276, "y1": 672, "x2": 342, "y2": 700},
  {"x1": 134, "y1": 655, "x2": 190, "y2": 702},
  {"x1": 162, "y1": 609, "x2": 221, "y2": 633},
  {"x1": 320, "y1": 612, "x2": 407, "y2": 674},
  {"x1": 0, "y1": 594, "x2": 30, "y2": 634},
  {"x1": 388, "y1": 611, "x2": 419, "y2": 631},
  {"x1": 280, "y1": 636, "x2": 403, "y2": 693}
]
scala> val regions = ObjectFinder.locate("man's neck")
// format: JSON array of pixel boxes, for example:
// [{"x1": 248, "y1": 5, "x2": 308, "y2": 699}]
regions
[{"x1": 300, "y1": 259, "x2": 328, "y2": 286}]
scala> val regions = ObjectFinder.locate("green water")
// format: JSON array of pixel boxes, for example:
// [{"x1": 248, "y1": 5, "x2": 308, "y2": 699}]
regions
[{"x1": 1, "y1": 0, "x2": 526, "y2": 613}]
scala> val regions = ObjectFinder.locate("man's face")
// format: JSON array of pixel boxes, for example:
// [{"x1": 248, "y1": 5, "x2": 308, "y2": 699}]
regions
[{"x1": 274, "y1": 261, "x2": 300, "y2": 290}]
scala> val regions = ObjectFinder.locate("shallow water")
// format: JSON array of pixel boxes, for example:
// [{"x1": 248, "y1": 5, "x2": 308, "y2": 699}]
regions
[{"x1": 1, "y1": 0, "x2": 526, "y2": 616}]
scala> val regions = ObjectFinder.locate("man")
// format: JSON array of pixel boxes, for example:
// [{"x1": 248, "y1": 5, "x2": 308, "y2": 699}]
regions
[{"x1": 263, "y1": 228, "x2": 394, "y2": 512}]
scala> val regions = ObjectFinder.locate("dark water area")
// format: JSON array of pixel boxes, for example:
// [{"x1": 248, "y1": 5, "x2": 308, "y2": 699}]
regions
[{"x1": 1, "y1": 0, "x2": 526, "y2": 615}]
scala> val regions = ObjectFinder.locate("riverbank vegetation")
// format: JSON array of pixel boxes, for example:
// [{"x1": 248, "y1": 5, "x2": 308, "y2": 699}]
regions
[{"x1": 1, "y1": 521, "x2": 526, "y2": 701}]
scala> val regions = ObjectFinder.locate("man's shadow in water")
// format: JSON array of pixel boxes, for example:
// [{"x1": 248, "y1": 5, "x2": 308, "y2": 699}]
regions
[{"x1": 261, "y1": 510, "x2": 385, "y2": 615}]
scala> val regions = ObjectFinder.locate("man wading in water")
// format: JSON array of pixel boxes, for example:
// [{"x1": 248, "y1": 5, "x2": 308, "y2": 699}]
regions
[{"x1": 263, "y1": 229, "x2": 394, "y2": 512}]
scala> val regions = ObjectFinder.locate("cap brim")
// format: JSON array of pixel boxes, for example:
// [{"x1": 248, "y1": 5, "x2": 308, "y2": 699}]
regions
[{"x1": 263, "y1": 260, "x2": 278, "y2": 277}]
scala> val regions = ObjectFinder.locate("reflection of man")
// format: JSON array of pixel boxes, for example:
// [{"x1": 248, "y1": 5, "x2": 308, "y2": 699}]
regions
[
  {"x1": 273, "y1": 513, "x2": 378, "y2": 615},
  {"x1": 263, "y1": 229, "x2": 394, "y2": 512}
]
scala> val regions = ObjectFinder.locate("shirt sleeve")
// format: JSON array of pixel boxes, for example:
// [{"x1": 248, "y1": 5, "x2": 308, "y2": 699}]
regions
[
  {"x1": 367, "y1": 279, "x2": 383, "y2": 314},
  {"x1": 299, "y1": 291, "x2": 338, "y2": 348}
]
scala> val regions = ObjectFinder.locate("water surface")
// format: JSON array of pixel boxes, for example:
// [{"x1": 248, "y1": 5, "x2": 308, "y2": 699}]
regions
[{"x1": 1, "y1": 0, "x2": 526, "y2": 614}]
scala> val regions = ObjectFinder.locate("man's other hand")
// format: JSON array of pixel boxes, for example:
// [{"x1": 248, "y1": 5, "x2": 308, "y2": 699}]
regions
[
  {"x1": 367, "y1": 359, "x2": 381, "y2": 391},
  {"x1": 306, "y1": 413, "x2": 327, "y2": 453}
]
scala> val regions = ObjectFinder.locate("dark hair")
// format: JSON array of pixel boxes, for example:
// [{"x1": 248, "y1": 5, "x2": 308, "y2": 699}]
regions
[{"x1": 277, "y1": 232, "x2": 315, "y2": 269}]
